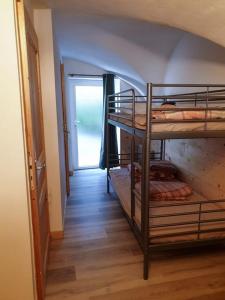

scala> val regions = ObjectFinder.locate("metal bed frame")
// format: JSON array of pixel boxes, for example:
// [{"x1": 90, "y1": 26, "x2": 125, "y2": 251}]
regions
[{"x1": 106, "y1": 83, "x2": 225, "y2": 280}]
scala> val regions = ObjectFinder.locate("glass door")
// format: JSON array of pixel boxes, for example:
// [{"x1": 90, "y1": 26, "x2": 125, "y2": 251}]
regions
[{"x1": 74, "y1": 79, "x2": 103, "y2": 169}]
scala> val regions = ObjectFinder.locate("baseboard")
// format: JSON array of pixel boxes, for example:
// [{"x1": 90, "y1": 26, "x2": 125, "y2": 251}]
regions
[{"x1": 50, "y1": 230, "x2": 64, "y2": 240}]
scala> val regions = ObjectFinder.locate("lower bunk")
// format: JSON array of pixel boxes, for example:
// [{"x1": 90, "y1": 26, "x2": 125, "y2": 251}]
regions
[{"x1": 108, "y1": 167, "x2": 225, "y2": 277}]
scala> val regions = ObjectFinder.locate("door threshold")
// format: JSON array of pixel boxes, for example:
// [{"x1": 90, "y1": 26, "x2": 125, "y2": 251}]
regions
[{"x1": 75, "y1": 167, "x2": 102, "y2": 171}]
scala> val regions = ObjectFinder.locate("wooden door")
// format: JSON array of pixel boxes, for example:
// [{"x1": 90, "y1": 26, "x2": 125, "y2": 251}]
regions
[
  {"x1": 60, "y1": 63, "x2": 70, "y2": 195},
  {"x1": 16, "y1": 1, "x2": 50, "y2": 299}
]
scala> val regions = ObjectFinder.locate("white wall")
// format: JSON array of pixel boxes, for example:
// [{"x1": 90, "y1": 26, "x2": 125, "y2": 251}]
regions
[
  {"x1": 165, "y1": 33, "x2": 225, "y2": 92},
  {"x1": 64, "y1": 58, "x2": 106, "y2": 76},
  {"x1": 53, "y1": 15, "x2": 67, "y2": 218},
  {"x1": 164, "y1": 34, "x2": 225, "y2": 198},
  {"x1": 0, "y1": 1, "x2": 36, "y2": 299},
  {"x1": 34, "y1": 9, "x2": 66, "y2": 233}
]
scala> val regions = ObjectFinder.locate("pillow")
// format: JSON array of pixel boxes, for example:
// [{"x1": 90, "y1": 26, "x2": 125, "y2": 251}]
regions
[
  {"x1": 150, "y1": 160, "x2": 178, "y2": 180},
  {"x1": 128, "y1": 160, "x2": 178, "y2": 182}
]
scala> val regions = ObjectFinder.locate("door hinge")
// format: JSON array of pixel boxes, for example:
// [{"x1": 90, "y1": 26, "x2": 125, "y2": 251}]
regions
[
  {"x1": 28, "y1": 154, "x2": 35, "y2": 190},
  {"x1": 64, "y1": 124, "x2": 70, "y2": 134}
]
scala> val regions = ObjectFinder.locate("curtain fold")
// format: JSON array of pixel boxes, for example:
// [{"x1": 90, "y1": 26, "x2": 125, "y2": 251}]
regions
[{"x1": 99, "y1": 74, "x2": 118, "y2": 169}]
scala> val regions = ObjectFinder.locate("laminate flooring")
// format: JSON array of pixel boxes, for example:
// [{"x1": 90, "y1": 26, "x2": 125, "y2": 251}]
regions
[{"x1": 46, "y1": 169, "x2": 225, "y2": 300}]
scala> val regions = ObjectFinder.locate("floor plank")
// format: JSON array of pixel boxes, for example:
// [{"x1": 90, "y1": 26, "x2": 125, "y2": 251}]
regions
[{"x1": 45, "y1": 169, "x2": 225, "y2": 300}]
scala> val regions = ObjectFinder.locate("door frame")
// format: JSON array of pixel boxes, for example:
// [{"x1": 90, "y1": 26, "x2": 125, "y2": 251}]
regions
[
  {"x1": 60, "y1": 63, "x2": 70, "y2": 195},
  {"x1": 15, "y1": 1, "x2": 50, "y2": 299}
]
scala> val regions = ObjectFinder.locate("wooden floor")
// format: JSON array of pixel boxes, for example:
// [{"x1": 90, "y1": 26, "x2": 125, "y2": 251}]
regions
[{"x1": 46, "y1": 169, "x2": 225, "y2": 300}]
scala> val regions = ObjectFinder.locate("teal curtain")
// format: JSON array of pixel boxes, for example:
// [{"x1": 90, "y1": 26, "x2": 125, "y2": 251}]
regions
[{"x1": 99, "y1": 74, "x2": 118, "y2": 169}]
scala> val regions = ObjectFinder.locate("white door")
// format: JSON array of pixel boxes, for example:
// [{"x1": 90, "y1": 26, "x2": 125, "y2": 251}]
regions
[{"x1": 73, "y1": 78, "x2": 103, "y2": 169}]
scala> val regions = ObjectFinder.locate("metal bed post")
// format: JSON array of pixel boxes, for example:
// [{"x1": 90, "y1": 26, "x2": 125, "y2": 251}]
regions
[
  {"x1": 141, "y1": 83, "x2": 152, "y2": 280},
  {"x1": 205, "y1": 86, "x2": 209, "y2": 131},
  {"x1": 160, "y1": 140, "x2": 163, "y2": 160},
  {"x1": 131, "y1": 89, "x2": 136, "y2": 220},
  {"x1": 160, "y1": 140, "x2": 166, "y2": 160},
  {"x1": 106, "y1": 95, "x2": 110, "y2": 193},
  {"x1": 163, "y1": 140, "x2": 166, "y2": 160}
]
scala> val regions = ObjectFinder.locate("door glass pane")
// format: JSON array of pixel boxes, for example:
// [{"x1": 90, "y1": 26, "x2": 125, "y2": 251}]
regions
[{"x1": 75, "y1": 84, "x2": 103, "y2": 168}]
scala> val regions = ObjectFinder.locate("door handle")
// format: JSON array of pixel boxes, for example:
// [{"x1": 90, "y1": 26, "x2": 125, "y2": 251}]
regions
[
  {"x1": 35, "y1": 162, "x2": 46, "y2": 170},
  {"x1": 74, "y1": 120, "x2": 80, "y2": 127}
]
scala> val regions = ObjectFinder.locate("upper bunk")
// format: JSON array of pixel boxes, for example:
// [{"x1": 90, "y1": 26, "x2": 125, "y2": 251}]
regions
[{"x1": 107, "y1": 83, "x2": 225, "y2": 140}]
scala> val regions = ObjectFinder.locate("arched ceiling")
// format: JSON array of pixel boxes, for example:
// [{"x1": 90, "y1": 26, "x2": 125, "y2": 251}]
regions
[
  {"x1": 32, "y1": 0, "x2": 225, "y2": 92},
  {"x1": 34, "y1": 0, "x2": 225, "y2": 48},
  {"x1": 53, "y1": 13, "x2": 184, "y2": 88}
]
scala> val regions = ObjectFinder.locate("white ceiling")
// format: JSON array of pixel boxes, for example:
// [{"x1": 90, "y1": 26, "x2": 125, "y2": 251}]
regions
[
  {"x1": 53, "y1": 13, "x2": 183, "y2": 83},
  {"x1": 34, "y1": 0, "x2": 225, "y2": 47},
  {"x1": 32, "y1": 0, "x2": 225, "y2": 90}
]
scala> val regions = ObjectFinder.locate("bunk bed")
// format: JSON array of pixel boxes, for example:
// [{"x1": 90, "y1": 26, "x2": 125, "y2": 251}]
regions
[{"x1": 106, "y1": 84, "x2": 225, "y2": 280}]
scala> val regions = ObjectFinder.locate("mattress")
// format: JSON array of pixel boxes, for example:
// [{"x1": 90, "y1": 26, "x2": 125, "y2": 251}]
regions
[
  {"x1": 110, "y1": 168, "x2": 225, "y2": 244},
  {"x1": 109, "y1": 113, "x2": 225, "y2": 132}
]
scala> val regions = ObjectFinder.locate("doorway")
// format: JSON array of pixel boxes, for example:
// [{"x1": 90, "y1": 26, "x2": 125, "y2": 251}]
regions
[{"x1": 74, "y1": 78, "x2": 103, "y2": 169}]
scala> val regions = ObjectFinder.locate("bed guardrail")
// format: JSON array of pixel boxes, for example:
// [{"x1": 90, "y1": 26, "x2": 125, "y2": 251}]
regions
[{"x1": 107, "y1": 84, "x2": 225, "y2": 135}]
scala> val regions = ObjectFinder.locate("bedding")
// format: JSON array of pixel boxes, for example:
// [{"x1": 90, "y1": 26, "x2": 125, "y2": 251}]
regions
[
  {"x1": 135, "y1": 180, "x2": 192, "y2": 201},
  {"x1": 110, "y1": 168, "x2": 225, "y2": 243},
  {"x1": 150, "y1": 160, "x2": 178, "y2": 180},
  {"x1": 127, "y1": 160, "x2": 178, "y2": 181},
  {"x1": 127, "y1": 160, "x2": 192, "y2": 200},
  {"x1": 109, "y1": 113, "x2": 225, "y2": 132},
  {"x1": 153, "y1": 109, "x2": 225, "y2": 121}
]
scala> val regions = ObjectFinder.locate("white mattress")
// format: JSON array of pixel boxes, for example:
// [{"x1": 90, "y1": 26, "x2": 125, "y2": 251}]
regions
[
  {"x1": 110, "y1": 168, "x2": 225, "y2": 244},
  {"x1": 109, "y1": 113, "x2": 225, "y2": 132}
]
